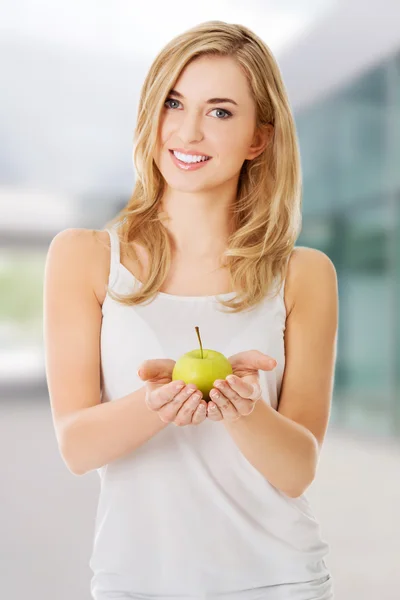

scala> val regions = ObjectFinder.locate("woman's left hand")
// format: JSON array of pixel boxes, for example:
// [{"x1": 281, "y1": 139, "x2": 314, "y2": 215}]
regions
[{"x1": 207, "y1": 350, "x2": 277, "y2": 421}]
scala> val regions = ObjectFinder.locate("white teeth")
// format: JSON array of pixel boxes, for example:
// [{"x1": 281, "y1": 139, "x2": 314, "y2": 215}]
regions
[{"x1": 173, "y1": 150, "x2": 210, "y2": 164}]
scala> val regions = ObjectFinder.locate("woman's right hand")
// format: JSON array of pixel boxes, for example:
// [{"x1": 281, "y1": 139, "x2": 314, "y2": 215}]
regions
[{"x1": 137, "y1": 358, "x2": 208, "y2": 426}]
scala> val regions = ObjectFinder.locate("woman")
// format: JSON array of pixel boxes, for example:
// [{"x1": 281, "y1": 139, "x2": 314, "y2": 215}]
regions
[{"x1": 44, "y1": 20, "x2": 338, "y2": 600}]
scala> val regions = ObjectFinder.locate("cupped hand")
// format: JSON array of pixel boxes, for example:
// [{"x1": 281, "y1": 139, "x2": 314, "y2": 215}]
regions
[
  {"x1": 206, "y1": 350, "x2": 277, "y2": 422},
  {"x1": 137, "y1": 359, "x2": 208, "y2": 426}
]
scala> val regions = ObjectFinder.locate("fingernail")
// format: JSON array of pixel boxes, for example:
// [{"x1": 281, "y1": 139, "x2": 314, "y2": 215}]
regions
[
  {"x1": 269, "y1": 360, "x2": 277, "y2": 368},
  {"x1": 137, "y1": 369, "x2": 142, "y2": 377},
  {"x1": 227, "y1": 375, "x2": 235, "y2": 384}
]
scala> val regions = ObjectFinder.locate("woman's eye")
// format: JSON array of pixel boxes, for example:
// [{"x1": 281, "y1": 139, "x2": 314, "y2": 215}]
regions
[
  {"x1": 164, "y1": 98, "x2": 180, "y2": 110},
  {"x1": 164, "y1": 98, "x2": 232, "y2": 119},
  {"x1": 209, "y1": 108, "x2": 232, "y2": 119}
]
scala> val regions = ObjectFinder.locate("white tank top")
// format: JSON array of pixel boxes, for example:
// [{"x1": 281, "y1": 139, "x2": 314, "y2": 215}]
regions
[{"x1": 89, "y1": 225, "x2": 331, "y2": 599}]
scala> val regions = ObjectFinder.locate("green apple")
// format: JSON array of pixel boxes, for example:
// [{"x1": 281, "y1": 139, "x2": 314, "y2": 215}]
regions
[{"x1": 172, "y1": 326, "x2": 233, "y2": 402}]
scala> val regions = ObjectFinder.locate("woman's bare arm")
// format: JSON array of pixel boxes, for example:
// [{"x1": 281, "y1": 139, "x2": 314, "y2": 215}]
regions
[{"x1": 43, "y1": 228, "x2": 168, "y2": 476}]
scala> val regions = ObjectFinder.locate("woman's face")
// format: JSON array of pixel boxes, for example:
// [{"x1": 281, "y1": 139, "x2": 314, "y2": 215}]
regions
[{"x1": 154, "y1": 55, "x2": 270, "y2": 193}]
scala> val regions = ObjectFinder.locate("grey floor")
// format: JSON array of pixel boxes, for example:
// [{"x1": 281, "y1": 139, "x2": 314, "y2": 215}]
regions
[{"x1": 1, "y1": 398, "x2": 399, "y2": 600}]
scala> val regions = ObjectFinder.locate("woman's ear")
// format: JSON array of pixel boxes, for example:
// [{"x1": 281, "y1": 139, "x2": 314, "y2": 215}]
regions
[{"x1": 247, "y1": 123, "x2": 274, "y2": 160}]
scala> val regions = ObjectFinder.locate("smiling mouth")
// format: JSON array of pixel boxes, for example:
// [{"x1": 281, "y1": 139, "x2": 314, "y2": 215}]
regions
[{"x1": 168, "y1": 149, "x2": 212, "y2": 163}]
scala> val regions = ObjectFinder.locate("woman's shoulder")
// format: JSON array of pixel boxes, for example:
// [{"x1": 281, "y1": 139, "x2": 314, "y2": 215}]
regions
[
  {"x1": 285, "y1": 246, "x2": 337, "y2": 317},
  {"x1": 49, "y1": 227, "x2": 112, "y2": 306},
  {"x1": 49, "y1": 227, "x2": 107, "y2": 252},
  {"x1": 288, "y1": 246, "x2": 336, "y2": 279}
]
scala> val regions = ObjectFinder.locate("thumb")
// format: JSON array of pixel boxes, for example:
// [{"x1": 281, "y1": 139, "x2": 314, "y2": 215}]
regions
[
  {"x1": 241, "y1": 350, "x2": 277, "y2": 370},
  {"x1": 137, "y1": 358, "x2": 176, "y2": 382},
  {"x1": 257, "y1": 351, "x2": 277, "y2": 371},
  {"x1": 229, "y1": 350, "x2": 277, "y2": 372}
]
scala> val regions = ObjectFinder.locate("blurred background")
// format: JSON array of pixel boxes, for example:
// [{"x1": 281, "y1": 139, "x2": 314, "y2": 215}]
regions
[{"x1": 1, "y1": 0, "x2": 399, "y2": 598}]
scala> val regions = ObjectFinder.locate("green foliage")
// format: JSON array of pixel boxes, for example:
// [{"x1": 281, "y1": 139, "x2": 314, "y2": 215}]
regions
[{"x1": 0, "y1": 254, "x2": 45, "y2": 324}]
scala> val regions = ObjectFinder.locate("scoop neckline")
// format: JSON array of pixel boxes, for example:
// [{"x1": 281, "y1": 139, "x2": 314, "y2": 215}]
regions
[{"x1": 118, "y1": 263, "x2": 237, "y2": 302}]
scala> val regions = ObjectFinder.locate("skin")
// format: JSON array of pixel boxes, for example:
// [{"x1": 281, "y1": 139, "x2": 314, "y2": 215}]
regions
[
  {"x1": 153, "y1": 54, "x2": 274, "y2": 261},
  {"x1": 44, "y1": 55, "x2": 338, "y2": 489},
  {"x1": 147, "y1": 55, "x2": 274, "y2": 424}
]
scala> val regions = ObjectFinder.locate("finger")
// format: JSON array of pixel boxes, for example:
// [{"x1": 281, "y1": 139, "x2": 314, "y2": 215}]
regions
[
  {"x1": 192, "y1": 401, "x2": 207, "y2": 425},
  {"x1": 147, "y1": 380, "x2": 186, "y2": 411},
  {"x1": 228, "y1": 350, "x2": 277, "y2": 372},
  {"x1": 225, "y1": 374, "x2": 255, "y2": 399},
  {"x1": 226, "y1": 375, "x2": 262, "y2": 402},
  {"x1": 215, "y1": 377, "x2": 257, "y2": 416},
  {"x1": 173, "y1": 390, "x2": 203, "y2": 426},
  {"x1": 158, "y1": 384, "x2": 198, "y2": 421},
  {"x1": 207, "y1": 401, "x2": 223, "y2": 420},
  {"x1": 209, "y1": 388, "x2": 240, "y2": 421},
  {"x1": 137, "y1": 358, "x2": 176, "y2": 381}
]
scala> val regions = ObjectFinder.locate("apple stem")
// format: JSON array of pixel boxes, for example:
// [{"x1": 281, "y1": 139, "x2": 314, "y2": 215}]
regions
[{"x1": 195, "y1": 326, "x2": 203, "y2": 359}]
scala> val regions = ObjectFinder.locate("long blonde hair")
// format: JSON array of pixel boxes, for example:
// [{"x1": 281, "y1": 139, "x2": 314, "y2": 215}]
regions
[{"x1": 102, "y1": 20, "x2": 302, "y2": 313}]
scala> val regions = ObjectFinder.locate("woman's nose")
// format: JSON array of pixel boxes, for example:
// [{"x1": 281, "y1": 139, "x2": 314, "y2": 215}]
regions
[{"x1": 177, "y1": 112, "x2": 204, "y2": 144}]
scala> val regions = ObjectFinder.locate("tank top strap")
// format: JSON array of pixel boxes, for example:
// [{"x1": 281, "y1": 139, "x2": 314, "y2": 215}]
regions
[
  {"x1": 277, "y1": 250, "x2": 293, "y2": 309},
  {"x1": 105, "y1": 226, "x2": 121, "y2": 288}
]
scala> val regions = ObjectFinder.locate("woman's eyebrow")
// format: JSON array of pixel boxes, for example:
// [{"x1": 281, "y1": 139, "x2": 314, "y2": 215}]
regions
[{"x1": 168, "y1": 89, "x2": 239, "y2": 107}]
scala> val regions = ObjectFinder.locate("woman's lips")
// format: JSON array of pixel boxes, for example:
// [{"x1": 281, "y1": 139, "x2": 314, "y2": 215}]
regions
[{"x1": 169, "y1": 149, "x2": 213, "y2": 171}]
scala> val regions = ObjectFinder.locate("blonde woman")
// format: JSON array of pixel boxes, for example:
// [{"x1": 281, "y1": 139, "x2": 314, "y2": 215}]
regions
[{"x1": 44, "y1": 20, "x2": 338, "y2": 600}]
